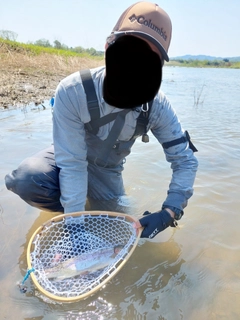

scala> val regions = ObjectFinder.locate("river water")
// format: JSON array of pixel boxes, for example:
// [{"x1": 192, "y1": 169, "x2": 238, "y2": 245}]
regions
[{"x1": 0, "y1": 66, "x2": 240, "y2": 320}]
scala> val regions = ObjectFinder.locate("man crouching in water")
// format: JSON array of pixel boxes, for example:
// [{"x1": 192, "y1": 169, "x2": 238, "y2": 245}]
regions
[{"x1": 5, "y1": 2, "x2": 198, "y2": 239}]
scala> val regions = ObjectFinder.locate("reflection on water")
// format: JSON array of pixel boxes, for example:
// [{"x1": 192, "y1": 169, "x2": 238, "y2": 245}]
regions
[{"x1": 1, "y1": 67, "x2": 240, "y2": 319}]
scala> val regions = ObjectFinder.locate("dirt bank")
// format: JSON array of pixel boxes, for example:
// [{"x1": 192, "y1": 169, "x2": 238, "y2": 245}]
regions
[{"x1": 0, "y1": 43, "x2": 104, "y2": 108}]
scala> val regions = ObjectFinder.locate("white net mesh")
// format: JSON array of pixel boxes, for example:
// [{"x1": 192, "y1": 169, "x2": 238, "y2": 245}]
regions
[{"x1": 29, "y1": 213, "x2": 138, "y2": 300}]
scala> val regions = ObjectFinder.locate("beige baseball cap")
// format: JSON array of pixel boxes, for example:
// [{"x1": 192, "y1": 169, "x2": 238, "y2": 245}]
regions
[{"x1": 107, "y1": 1, "x2": 172, "y2": 62}]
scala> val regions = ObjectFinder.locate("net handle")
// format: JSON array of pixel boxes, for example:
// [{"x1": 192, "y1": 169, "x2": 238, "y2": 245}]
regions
[{"x1": 27, "y1": 211, "x2": 142, "y2": 302}]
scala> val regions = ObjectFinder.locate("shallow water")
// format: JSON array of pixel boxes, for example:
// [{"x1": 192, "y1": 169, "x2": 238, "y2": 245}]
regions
[{"x1": 0, "y1": 67, "x2": 240, "y2": 319}]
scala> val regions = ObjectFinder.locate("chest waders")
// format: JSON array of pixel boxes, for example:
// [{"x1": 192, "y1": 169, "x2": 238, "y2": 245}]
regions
[
  {"x1": 80, "y1": 69, "x2": 197, "y2": 169},
  {"x1": 80, "y1": 69, "x2": 153, "y2": 168}
]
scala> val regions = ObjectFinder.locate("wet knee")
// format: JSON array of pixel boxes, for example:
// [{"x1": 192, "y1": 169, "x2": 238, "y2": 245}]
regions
[{"x1": 5, "y1": 157, "x2": 50, "y2": 199}]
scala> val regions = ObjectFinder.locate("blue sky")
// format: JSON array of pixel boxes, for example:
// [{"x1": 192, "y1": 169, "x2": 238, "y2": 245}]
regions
[{"x1": 0, "y1": 0, "x2": 239, "y2": 58}]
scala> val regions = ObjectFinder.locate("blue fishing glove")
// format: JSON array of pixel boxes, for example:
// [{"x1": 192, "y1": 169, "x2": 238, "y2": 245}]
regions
[{"x1": 139, "y1": 209, "x2": 175, "y2": 239}]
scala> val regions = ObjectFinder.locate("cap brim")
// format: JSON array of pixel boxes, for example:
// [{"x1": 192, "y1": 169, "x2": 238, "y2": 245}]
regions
[{"x1": 108, "y1": 31, "x2": 169, "y2": 62}]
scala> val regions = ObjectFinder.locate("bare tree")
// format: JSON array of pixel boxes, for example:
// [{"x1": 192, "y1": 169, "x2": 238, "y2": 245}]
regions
[{"x1": 0, "y1": 30, "x2": 18, "y2": 41}]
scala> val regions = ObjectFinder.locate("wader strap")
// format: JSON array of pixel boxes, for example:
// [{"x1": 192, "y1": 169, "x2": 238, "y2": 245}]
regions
[
  {"x1": 80, "y1": 68, "x2": 153, "y2": 139},
  {"x1": 80, "y1": 69, "x2": 100, "y2": 134},
  {"x1": 162, "y1": 130, "x2": 198, "y2": 152},
  {"x1": 88, "y1": 111, "x2": 121, "y2": 129}
]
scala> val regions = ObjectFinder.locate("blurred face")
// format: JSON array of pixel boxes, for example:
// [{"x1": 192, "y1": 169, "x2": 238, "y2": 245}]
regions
[{"x1": 103, "y1": 35, "x2": 162, "y2": 108}]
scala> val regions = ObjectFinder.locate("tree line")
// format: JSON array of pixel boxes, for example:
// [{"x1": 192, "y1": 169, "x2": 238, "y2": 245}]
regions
[
  {"x1": 0, "y1": 29, "x2": 104, "y2": 56},
  {"x1": 169, "y1": 58, "x2": 235, "y2": 68}
]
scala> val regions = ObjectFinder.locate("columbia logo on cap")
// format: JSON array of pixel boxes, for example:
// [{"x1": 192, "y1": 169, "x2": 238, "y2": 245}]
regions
[
  {"x1": 109, "y1": 1, "x2": 172, "y2": 62},
  {"x1": 128, "y1": 14, "x2": 167, "y2": 41}
]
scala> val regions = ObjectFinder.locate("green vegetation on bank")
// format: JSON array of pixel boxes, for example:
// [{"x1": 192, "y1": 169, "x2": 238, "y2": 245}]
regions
[
  {"x1": 0, "y1": 29, "x2": 104, "y2": 57},
  {"x1": 0, "y1": 37, "x2": 104, "y2": 60},
  {"x1": 167, "y1": 58, "x2": 240, "y2": 69}
]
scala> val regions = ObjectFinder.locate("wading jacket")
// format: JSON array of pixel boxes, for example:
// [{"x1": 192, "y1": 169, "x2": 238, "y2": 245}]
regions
[{"x1": 53, "y1": 66, "x2": 198, "y2": 214}]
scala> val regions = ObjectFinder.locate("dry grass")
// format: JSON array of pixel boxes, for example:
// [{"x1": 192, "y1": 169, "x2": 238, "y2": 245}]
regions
[
  {"x1": 0, "y1": 42, "x2": 104, "y2": 75},
  {"x1": 0, "y1": 43, "x2": 104, "y2": 107}
]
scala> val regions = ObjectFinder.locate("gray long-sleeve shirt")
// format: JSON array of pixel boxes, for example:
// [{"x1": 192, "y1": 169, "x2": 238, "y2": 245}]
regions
[{"x1": 53, "y1": 66, "x2": 198, "y2": 213}]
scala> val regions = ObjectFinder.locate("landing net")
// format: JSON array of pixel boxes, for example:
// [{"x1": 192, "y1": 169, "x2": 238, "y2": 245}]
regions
[{"x1": 27, "y1": 211, "x2": 141, "y2": 302}]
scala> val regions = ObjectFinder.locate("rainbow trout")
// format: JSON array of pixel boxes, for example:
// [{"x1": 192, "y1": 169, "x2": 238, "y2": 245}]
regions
[{"x1": 45, "y1": 245, "x2": 123, "y2": 280}]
